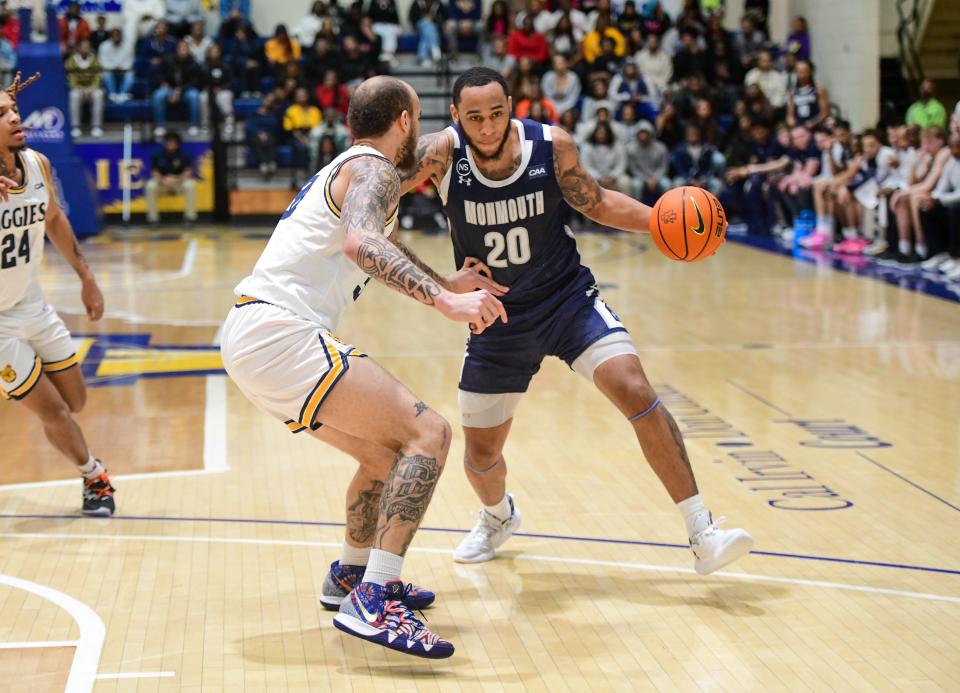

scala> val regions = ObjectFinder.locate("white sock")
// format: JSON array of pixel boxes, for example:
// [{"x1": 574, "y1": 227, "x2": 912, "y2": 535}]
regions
[
  {"x1": 340, "y1": 544, "x2": 371, "y2": 567},
  {"x1": 677, "y1": 494, "x2": 712, "y2": 537},
  {"x1": 916, "y1": 243, "x2": 927, "y2": 257},
  {"x1": 842, "y1": 227, "x2": 858, "y2": 240},
  {"x1": 362, "y1": 549, "x2": 404, "y2": 586},
  {"x1": 483, "y1": 494, "x2": 512, "y2": 522},
  {"x1": 78, "y1": 455, "x2": 104, "y2": 480},
  {"x1": 816, "y1": 214, "x2": 828, "y2": 228},
  {"x1": 899, "y1": 239, "x2": 911, "y2": 255}
]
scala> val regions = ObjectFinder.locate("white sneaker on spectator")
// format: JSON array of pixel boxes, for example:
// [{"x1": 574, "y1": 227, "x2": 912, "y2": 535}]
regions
[
  {"x1": 864, "y1": 238, "x2": 887, "y2": 256},
  {"x1": 921, "y1": 252, "x2": 950, "y2": 271},
  {"x1": 91, "y1": 127, "x2": 103, "y2": 138},
  {"x1": 71, "y1": 127, "x2": 81, "y2": 138},
  {"x1": 187, "y1": 126, "x2": 199, "y2": 137},
  {"x1": 419, "y1": 58, "x2": 433, "y2": 69},
  {"x1": 946, "y1": 264, "x2": 960, "y2": 282},
  {"x1": 939, "y1": 258, "x2": 958, "y2": 274},
  {"x1": 153, "y1": 126, "x2": 166, "y2": 138}
]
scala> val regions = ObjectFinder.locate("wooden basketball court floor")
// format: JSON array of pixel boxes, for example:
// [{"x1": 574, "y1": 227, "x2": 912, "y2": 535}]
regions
[{"x1": 0, "y1": 225, "x2": 958, "y2": 692}]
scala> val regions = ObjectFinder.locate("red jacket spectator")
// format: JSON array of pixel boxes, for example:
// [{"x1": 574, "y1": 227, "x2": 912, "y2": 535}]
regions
[
  {"x1": 506, "y1": 19, "x2": 548, "y2": 64},
  {"x1": 59, "y1": 10, "x2": 91, "y2": 51},
  {"x1": 315, "y1": 82, "x2": 350, "y2": 117},
  {"x1": 0, "y1": 7, "x2": 20, "y2": 49}
]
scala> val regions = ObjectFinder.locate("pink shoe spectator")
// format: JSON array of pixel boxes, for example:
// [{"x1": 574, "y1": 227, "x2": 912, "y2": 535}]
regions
[{"x1": 800, "y1": 230, "x2": 830, "y2": 250}]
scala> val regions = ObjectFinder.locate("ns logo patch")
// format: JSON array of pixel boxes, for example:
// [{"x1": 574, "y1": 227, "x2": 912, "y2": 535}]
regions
[{"x1": 456, "y1": 158, "x2": 472, "y2": 186}]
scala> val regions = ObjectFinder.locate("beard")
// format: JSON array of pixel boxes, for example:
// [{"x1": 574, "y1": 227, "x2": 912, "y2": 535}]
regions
[
  {"x1": 396, "y1": 126, "x2": 417, "y2": 172},
  {"x1": 460, "y1": 120, "x2": 512, "y2": 162}
]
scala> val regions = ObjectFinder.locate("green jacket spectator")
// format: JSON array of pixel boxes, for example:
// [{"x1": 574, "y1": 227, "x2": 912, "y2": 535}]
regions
[{"x1": 906, "y1": 80, "x2": 948, "y2": 128}]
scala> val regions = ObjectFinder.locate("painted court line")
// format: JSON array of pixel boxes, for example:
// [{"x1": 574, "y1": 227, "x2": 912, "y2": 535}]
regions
[
  {"x1": 725, "y1": 379, "x2": 960, "y2": 516},
  {"x1": 95, "y1": 672, "x2": 175, "y2": 680},
  {"x1": 0, "y1": 574, "x2": 104, "y2": 693},
  {"x1": 1, "y1": 532, "x2": 956, "y2": 605},
  {"x1": 0, "y1": 513, "x2": 956, "y2": 577},
  {"x1": 0, "y1": 640, "x2": 80, "y2": 649}
]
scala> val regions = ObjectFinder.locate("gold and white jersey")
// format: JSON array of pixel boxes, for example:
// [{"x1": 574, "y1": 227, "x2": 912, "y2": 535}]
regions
[
  {"x1": 235, "y1": 145, "x2": 398, "y2": 330},
  {"x1": 0, "y1": 149, "x2": 52, "y2": 312}
]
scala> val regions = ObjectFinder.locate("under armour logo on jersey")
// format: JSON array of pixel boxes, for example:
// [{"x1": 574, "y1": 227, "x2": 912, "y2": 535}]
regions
[
  {"x1": 34, "y1": 182, "x2": 44, "y2": 190},
  {"x1": 456, "y1": 158, "x2": 472, "y2": 186}
]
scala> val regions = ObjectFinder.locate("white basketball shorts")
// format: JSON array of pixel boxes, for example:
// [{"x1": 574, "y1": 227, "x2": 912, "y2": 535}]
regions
[
  {"x1": 0, "y1": 298, "x2": 79, "y2": 401},
  {"x1": 220, "y1": 296, "x2": 365, "y2": 433}
]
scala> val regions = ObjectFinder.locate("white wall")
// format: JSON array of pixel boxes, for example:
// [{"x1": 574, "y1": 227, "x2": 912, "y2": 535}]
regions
[
  {"x1": 880, "y1": 0, "x2": 899, "y2": 57},
  {"x1": 787, "y1": 0, "x2": 881, "y2": 129}
]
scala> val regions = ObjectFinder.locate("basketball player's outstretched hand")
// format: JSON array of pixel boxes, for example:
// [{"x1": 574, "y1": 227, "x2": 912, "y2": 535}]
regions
[
  {"x1": 437, "y1": 289, "x2": 507, "y2": 335},
  {"x1": 0, "y1": 175, "x2": 18, "y2": 202},
  {"x1": 81, "y1": 277, "x2": 105, "y2": 321},
  {"x1": 446, "y1": 257, "x2": 509, "y2": 296}
]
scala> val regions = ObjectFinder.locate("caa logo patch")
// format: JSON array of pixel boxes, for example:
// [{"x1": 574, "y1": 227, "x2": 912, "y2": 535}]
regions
[
  {"x1": 22, "y1": 107, "x2": 66, "y2": 143},
  {"x1": 528, "y1": 165, "x2": 548, "y2": 179}
]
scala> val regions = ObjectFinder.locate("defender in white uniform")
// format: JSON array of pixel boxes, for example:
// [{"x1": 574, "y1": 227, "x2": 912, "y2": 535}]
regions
[
  {"x1": 220, "y1": 77, "x2": 506, "y2": 659},
  {"x1": 0, "y1": 72, "x2": 115, "y2": 516}
]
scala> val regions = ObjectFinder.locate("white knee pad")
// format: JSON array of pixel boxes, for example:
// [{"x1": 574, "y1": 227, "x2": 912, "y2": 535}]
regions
[
  {"x1": 571, "y1": 331, "x2": 638, "y2": 382},
  {"x1": 458, "y1": 390, "x2": 524, "y2": 428}
]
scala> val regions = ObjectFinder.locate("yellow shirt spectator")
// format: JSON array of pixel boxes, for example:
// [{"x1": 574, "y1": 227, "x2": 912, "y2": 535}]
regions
[
  {"x1": 265, "y1": 33, "x2": 301, "y2": 65},
  {"x1": 283, "y1": 102, "x2": 321, "y2": 132},
  {"x1": 582, "y1": 26, "x2": 627, "y2": 64}
]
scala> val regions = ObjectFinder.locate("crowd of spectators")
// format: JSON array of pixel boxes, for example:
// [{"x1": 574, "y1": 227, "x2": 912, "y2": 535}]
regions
[{"x1": 44, "y1": 0, "x2": 960, "y2": 270}]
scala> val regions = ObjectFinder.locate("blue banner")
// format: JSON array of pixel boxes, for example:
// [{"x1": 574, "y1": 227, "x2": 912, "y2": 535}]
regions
[
  {"x1": 52, "y1": 1, "x2": 122, "y2": 12},
  {"x1": 17, "y1": 40, "x2": 101, "y2": 237},
  {"x1": 75, "y1": 141, "x2": 214, "y2": 214}
]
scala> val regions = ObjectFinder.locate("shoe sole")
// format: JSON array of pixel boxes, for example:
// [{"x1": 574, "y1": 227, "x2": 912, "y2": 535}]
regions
[
  {"x1": 320, "y1": 594, "x2": 435, "y2": 611},
  {"x1": 333, "y1": 614, "x2": 454, "y2": 659},
  {"x1": 81, "y1": 507, "x2": 114, "y2": 517},
  {"x1": 694, "y1": 532, "x2": 755, "y2": 576},
  {"x1": 453, "y1": 512, "x2": 522, "y2": 564}
]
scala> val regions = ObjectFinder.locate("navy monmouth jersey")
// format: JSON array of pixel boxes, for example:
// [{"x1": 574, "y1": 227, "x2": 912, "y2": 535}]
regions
[
  {"x1": 439, "y1": 119, "x2": 629, "y2": 395},
  {"x1": 440, "y1": 119, "x2": 596, "y2": 327}
]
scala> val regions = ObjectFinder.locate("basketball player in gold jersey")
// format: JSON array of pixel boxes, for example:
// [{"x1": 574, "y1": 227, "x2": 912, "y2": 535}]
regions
[
  {"x1": 0, "y1": 72, "x2": 114, "y2": 515},
  {"x1": 221, "y1": 76, "x2": 506, "y2": 658}
]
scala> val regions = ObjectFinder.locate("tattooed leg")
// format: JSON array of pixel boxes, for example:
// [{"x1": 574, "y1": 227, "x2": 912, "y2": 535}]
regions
[
  {"x1": 593, "y1": 354, "x2": 699, "y2": 502},
  {"x1": 345, "y1": 472, "x2": 385, "y2": 547},
  {"x1": 375, "y1": 452, "x2": 444, "y2": 556}
]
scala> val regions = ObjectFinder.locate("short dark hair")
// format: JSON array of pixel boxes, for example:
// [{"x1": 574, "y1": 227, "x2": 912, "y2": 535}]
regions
[
  {"x1": 452, "y1": 66, "x2": 510, "y2": 106},
  {"x1": 347, "y1": 77, "x2": 413, "y2": 139},
  {"x1": 163, "y1": 131, "x2": 182, "y2": 145}
]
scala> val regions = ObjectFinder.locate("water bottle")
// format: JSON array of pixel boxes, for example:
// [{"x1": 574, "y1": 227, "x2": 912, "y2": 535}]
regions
[{"x1": 794, "y1": 209, "x2": 815, "y2": 252}]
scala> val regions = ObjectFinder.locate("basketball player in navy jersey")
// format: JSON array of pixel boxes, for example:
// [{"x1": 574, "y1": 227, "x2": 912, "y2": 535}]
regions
[{"x1": 400, "y1": 67, "x2": 753, "y2": 573}]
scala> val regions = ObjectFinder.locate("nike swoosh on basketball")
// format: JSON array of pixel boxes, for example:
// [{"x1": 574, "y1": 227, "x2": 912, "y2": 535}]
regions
[{"x1": 690, "y1": 197, "x2": 706, "y2": 235}]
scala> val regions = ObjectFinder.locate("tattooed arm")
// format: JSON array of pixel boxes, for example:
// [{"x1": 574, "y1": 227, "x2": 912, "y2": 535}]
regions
[
  {"x1": 398, "y1": 129, "x2": 455, "y2": 195},
  {"x1": 340, "y1": 156, "x2": 507, "y2": 330},
  {"x1": 388, "y1": 226, "x2": 508, "y2": 296},
  {"x1": 551, "y1": 126, "x2": 652, "y2": 234},
  {"x1": 37, "y1": 153, "x2": 104, "y2": 321}
]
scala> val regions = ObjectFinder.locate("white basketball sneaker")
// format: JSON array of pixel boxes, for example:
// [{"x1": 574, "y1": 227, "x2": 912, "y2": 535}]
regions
[
  {"x1": 690, "y1": 515, "x2": 754, "y2": 575},
  {"x1": 454, "y1": 494, "x2": 522, "y2": 563}
]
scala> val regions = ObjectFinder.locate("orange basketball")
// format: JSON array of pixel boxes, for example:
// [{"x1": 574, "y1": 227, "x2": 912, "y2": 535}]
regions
[{"x1": 649, "y1": 186, "x2": 727, "y2": 262}]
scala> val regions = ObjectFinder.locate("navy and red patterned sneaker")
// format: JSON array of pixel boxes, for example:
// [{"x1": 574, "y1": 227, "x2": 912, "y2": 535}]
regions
[
  {"x1": 320, "y1": 560, "x2": 435, "y2": 611},
  {"x1": 333, "y1": 581, "x2": 454, "y2": 659}
]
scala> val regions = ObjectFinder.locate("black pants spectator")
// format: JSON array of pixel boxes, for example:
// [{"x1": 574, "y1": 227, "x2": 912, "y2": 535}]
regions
[
  {"x1": 248, "y1": 131, "x2": 276, "y2": 168},
  {"x1": 919, "y1": 201, "x2": 960, "y2": 258}
]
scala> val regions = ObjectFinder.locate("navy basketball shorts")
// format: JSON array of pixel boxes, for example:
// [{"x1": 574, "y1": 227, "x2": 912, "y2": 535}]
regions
[{"x1": 458, "y1": 286, "x2": 637, "y2": 428}]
